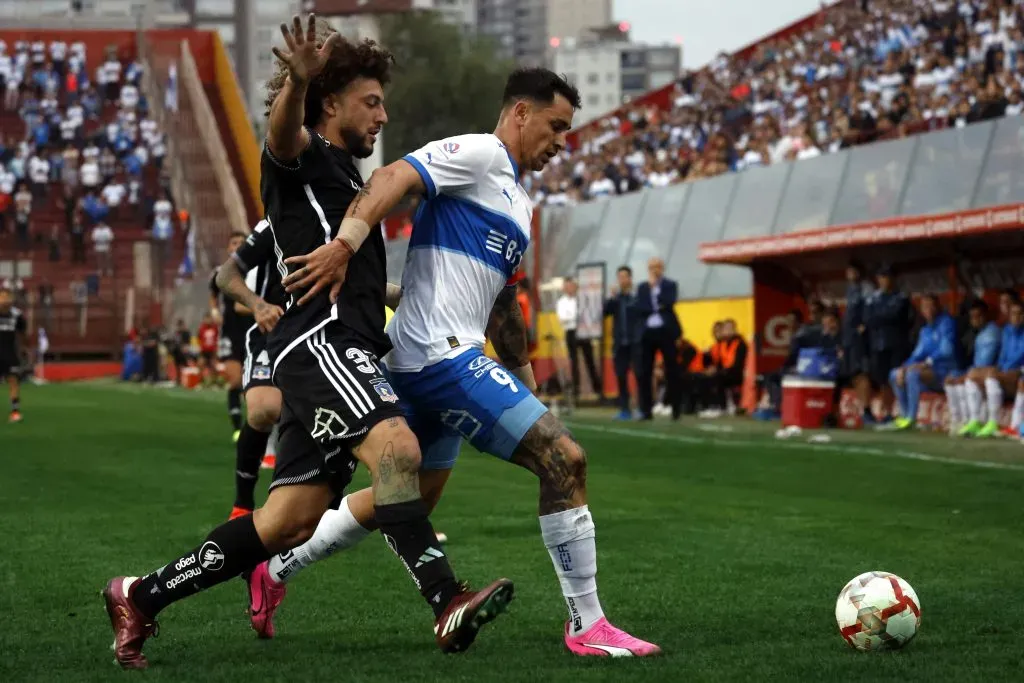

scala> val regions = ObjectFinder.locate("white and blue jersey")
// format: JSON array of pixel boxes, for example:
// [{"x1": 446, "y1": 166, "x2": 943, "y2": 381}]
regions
[{"x1": 385, "y1": 133, "x2": 546, "y2": 469}]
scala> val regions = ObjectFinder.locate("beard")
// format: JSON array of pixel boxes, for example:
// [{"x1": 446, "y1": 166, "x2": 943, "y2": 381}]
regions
[{"x1": 340, "y1": 126, "x2": 374, "y2": 159}]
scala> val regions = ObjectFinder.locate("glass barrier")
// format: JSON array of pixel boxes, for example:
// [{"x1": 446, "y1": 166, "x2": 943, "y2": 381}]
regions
[
  {"x1": 973, "y1": 115, "x2": 1024, "y2": 208},
  {"x1": 900, "y1": 122, "x2": 993, "y2": 216},
  {"x1": 549, "y1": 199, "x2": 609, "y2": 279},
  {"x1": 540, "y1": 118, "x2": 1024, "y2": 302},
  {"x1": 829, "y1": 136, "x2": 917, "y2": 226},
  {"x1": 721, "y1": 162, "x2": 791, "y2": 240},
  {"x1": 625, "y1": 184, "x2": 691, "y2": 281},
  {"x1": 665, "y1": 173, "x2": 737, "y2": 298},
  {"x1": 577, "y1": 191, "x2": 648, "y2": 278},
  {"x1": 772, "y1": 151, "x2": 849, "y2": 233}
]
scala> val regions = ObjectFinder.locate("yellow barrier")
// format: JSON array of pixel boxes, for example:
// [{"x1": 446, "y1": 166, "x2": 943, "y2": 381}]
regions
[
  {"x1": 532, "y1": 297, "x2": 754, "y2": 359},
  {"x1": 212, "y1": 32, "x2": 263, "y2": 217}
]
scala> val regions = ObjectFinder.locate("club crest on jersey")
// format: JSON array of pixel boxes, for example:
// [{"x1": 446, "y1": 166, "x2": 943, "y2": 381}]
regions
[
  {"x1": 373, "y1": 381, "x2": 399, "y2": 404},
  {"x1": 443, "y1": 142, "x2": 460, "y2": 154},
  {"x1": 253, "y1": 365, "x2": 271, "y2": 380}
]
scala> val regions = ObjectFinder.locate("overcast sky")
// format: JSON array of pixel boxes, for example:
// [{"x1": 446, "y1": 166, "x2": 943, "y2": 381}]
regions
[{"x1": 612, "y1": 0, "x2": 826, "y2": 67}]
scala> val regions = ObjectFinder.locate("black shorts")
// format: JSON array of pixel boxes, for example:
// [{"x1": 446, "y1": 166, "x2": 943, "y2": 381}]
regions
[
  {"x1": 0, "y1": 356, "x2": 18, "y2": 378},
  {"x1": 200, "y1": 350, "x2": 216, "y2": 366},
  {"x1": 217, "y1": 331, "x2": 245, "y2": 363},
  {"x1": 242, "y1": 325, "x2": 274, "y2": 391},
  {"x1": 869, "y1": 348, "x2": 906, "y2": 388},
  {"x1": 269, "y1": 328, "x2": 403, "y2": 493}
]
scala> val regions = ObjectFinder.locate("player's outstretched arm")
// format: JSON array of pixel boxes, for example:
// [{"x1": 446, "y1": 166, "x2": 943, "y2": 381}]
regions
[
  {"x1": 282, "y1": 160, "x2": 425, "y2": 306},
  {"x1": 488, "y1": 285, "x2": 537, "y2": 392},
  {"x1": 266, "y1": 15, "x2": 340, "y2": 162},
  {"x1": 215, "y1": 257, "x2": 284, "y2": 334}
]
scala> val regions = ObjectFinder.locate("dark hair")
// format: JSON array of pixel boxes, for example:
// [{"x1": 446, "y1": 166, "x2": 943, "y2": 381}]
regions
[
  {"x1": 617, "y1": 265, "x2": 632, "y2": 275},
  {"x1": 264, "y1": 21, "x2": 395, "y2": 127},
  {"x1": 969, "y1": 299, "x2": 989, "y2": 313},
  {"x1": 788, "y1": 308, "x2": 804, "y2": 324},
  {"x1": 822, "y1": 306, "x2": 840, "y2": 320},
  {"x1": 502, "y1": 67, "x2": 582, "y2": 110},
  {"x1": 229, "y1": 230, "x2": 248, "y2": 241},
  {"x1": 1001, "y1": 288, "x2": 1020, "y2": 303}
]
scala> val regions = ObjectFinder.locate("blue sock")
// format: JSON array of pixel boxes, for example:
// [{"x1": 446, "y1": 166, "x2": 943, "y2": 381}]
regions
[{"x1": 905, "y1": 369, "x2": 922, "y2": 422}]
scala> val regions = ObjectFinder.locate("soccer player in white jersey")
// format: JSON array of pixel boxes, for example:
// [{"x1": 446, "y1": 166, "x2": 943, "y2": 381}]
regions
[{"x1": 262, "y1": 67, "x2": 660, "y2": 657}]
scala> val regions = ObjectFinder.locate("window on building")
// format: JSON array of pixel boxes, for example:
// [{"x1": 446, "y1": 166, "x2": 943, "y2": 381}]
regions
[
  {"x1": 587, "y1": 94, "x2": 600, "y2": 107},
  {"x1": 606, "y1": 72, "x2": 616, "y2": 83},
  {"x1": 621, "y1": 72, "x2": 647, "y2": 91},
  {"x1": 565, "y1": 72, "x2": 577, "y2": 85},
  {"x1": 647, "y1": 49, "x2": 679, "y2": 69},
  {"x1": 587, "y1": 72, "x2": 599, "y2": 85},
  {"x1": 606, "y1": 94, "x2": 617, "y2": 105},
  {"x1": 620, "y1": 50, "x2": 646, "y2": 69}
]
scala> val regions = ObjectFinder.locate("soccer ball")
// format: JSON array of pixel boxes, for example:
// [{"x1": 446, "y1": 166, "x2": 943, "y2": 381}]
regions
[{"x1": 835, "y1": 571, "x2": 921, "y2": 651}]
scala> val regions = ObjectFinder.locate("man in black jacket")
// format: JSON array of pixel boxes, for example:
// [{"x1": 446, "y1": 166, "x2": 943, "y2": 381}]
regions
[
  {"x1": 603, "y1": 265, "x2": 642, "y2": 420},
  {"x1": 635, "y1": 257, "x2": 682, "y2": 420}
]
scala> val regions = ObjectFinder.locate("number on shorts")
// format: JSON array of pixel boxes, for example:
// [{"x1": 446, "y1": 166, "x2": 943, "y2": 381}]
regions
[
  {"x1": 489, "y1": 366, "x2": 519, "y2": 393},
  {"x1": 346, "y1": 347, "x2": 381, "y2": 375}
]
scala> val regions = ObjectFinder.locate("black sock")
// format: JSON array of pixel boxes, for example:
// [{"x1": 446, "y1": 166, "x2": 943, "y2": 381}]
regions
[
  {"x1": 376, "y1": 499, "x2": 460, "y2": 619},
  {"x1": 234, "y1": 424, "x2": 271, "y2": 509},
  {"x1": 10, "y1": 397, "x2": 19, "y2": 412},
  {"x1": 132, "y1": 514, "x2": 271, "y2": 619},
  {"x1": 228, "y1": 388, "x2": 242, "y2": 431}
]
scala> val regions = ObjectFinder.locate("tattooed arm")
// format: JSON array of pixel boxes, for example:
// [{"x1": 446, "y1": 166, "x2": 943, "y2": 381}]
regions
[
  {"x1": 214, "y1": 256, "x2": 284, "y2": 334},
  {"x1": 281, "y1": 160, "x2": 425, "y2": 306},
  {"x1": 487, "y1": 285, "x2": 537, "y2": 392}
]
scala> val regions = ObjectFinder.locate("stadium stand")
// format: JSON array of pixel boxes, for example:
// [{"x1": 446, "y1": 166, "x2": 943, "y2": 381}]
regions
[
  {"x1": 0, "y1": 27, "x2": 255, "y2": 367},
  {"x1": 528, "y1": 0, "x2": 1024, "y2": 206}
]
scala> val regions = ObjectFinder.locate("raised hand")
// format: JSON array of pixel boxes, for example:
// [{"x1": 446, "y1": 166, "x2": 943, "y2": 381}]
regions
[{"x1": 271, "y1": 14, "x2": 341, "y2": 85}]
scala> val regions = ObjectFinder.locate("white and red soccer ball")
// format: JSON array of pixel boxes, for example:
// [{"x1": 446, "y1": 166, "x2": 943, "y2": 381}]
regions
[{"x1": 835, "y1": 571, "x2": 921, "y2": 651}]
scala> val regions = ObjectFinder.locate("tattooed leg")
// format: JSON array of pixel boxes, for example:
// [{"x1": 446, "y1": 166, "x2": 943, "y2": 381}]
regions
[
  {"x1": 510, "y1": 411, "x2": 588, "y2": 514},
  {"x1": 353, "y1": 416, "x2": 461, "y2": 614}
]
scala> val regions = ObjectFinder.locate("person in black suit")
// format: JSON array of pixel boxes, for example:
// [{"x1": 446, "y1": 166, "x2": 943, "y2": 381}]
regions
[
  {"x1": 603, "y1": 265, "x2": 642, "y2": 420},
  {"x1": 635, "y1": 257, "x2": 682, "y2": 420}
]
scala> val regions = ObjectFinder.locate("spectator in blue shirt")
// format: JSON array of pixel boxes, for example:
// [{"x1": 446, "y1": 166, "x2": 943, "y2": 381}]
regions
[
  {"x1": 945, "y1": 299, "x2": 1001, "y2": 435},
  {"x1": 962, "y1": 296, "x2": 1024, "y2": 439},
  {"x1": 890, "y1": 295, "x2": 959, "y2": 430}
]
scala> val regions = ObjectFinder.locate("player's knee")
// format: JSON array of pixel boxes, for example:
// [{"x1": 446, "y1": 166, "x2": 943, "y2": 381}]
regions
[
  {"x1": 537, "y1": 434, "x2": 588, "y2": 483},
  {"x1": 253, "y1": 503, "x2": 321, "y2": 550},
  {"x1": 390, "y1": 431, "x2": 423, "y2": 474},
  {"x1": 246, "y1": 402, "x2": 280, "y2": 431}
]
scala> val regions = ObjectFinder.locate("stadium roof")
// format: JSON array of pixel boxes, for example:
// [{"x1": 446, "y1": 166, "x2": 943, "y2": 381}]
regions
[{"x1": 698, "y1": 203, "x2": 1024, "y2": 274}]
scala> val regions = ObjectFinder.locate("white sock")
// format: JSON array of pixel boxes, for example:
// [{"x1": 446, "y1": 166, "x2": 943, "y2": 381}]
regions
[
  {"x1": 945, "y1": 384, "x2": 962, "y2": 427},
  {"x1": 539, "y1": 505, "x2": 604, "y2": 635},
  {"x1": 267, "y1": 496, "x2": 371, "y2": 585},
  {"x1": 954, "y1": 385, "x2": 969, "y2": 426},
  {"x1": 984, "y1": 377, "x2": 1003, "y2": 424},
  {"x1": 965, "y1": 380, "x2": 984, "y2": 423},
  {"x1": 1012, "y1": 392, "x2": 1024, "y2": 431}
]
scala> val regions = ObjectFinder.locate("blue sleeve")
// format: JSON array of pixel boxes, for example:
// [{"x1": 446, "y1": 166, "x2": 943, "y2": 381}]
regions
[
  {"x1": 907, "y1": 327, "x2": 929, "y2": 363},
  {"x1": 932, "y1": 317, "x2": 957, "y2": 364},
  {"x1": 997, "y1": 329, "x2": 1011, "y2": 369},
  {"x1": 975, "y1": 326, "x2": 1000, "y2": 367}
]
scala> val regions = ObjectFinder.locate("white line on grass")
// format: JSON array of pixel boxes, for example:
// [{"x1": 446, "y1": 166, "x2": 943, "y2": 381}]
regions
[{"x1": 565, "y1": 422, "x2": 1024, "y2": 473}]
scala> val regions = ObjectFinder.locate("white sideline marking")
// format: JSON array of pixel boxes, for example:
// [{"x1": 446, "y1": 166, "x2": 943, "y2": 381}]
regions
[{"x1": 565, "y1": 422, "x2": 1024, "y2": 473}]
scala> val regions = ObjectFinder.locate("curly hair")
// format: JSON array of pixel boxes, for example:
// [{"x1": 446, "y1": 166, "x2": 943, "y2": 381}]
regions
[{"x1": 263, "y1": 19, "x2": 395, "y2": 128}]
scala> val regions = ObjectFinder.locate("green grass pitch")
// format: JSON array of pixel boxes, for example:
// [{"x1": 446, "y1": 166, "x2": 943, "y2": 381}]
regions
[{"x1": 2, "y1": 381, "x2": 1024, "y2": 682}]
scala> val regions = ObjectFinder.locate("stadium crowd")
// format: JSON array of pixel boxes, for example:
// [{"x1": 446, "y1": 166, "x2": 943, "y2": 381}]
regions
[
  {"x1": 528, "y1": 0, "x2": 1024, "y2": 205},
  {"x1": 0, "y1": 37, "x2": 174, "y2": 276}
]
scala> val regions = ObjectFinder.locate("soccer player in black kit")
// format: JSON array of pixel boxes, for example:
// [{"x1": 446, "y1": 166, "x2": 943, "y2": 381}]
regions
[
  {"x1": 210, "y1": 231, "x2": 255, "y2": 441},
  {"x1": 0, "y1": 281, "x2": 26, "y2": 423},
  {"x1": 102, "y1": 15, "x2": 511, "y2": 669},
  {"x1": 215, "y1": 218, "x2": 289, "y2": 519}
]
